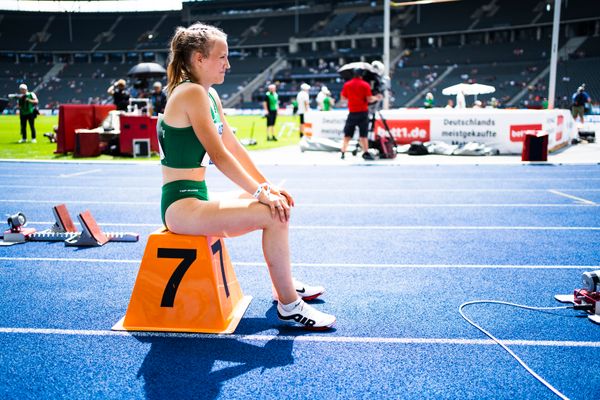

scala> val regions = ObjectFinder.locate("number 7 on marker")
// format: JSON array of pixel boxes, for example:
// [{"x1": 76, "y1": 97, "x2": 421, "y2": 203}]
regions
[
  {"x1": 158, "y1": 248, "x2": 196, "y2": 308},
  {"x1": 158, "y1": 240, "x2": 230, "y2": 308}
]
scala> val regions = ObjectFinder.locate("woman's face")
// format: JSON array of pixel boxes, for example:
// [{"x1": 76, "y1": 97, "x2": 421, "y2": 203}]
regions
[{"x1": 198, "y1": 37, "x2": 230, "y2": 85}]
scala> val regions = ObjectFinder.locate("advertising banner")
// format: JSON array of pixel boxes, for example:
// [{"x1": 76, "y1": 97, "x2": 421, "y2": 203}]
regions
[{"x1": 305, "y1": 108, "x2": 575, "y2": 154}]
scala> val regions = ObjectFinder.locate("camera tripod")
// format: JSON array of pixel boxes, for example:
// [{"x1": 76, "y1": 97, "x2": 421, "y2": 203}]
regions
[{"x1": 351, "y1": 100, "x2": 395, "y2": 157}]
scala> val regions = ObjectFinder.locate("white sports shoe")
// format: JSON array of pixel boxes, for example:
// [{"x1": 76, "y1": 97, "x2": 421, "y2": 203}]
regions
[
  {"x1": 31, "y1": 139, "x2": 37, "y2": 143},
  {"x1": 18, "y1": 139, "x2": 26, "y2": 143},
  {"x1": 293, "y1": 278, "x2": 325, "y2": 301},
  {"x1": 272, "y1": 278, "x2": 326, "y2": 302},
  {"x1": 277, "y1": 299, "x2": 336, "y2": 330}
]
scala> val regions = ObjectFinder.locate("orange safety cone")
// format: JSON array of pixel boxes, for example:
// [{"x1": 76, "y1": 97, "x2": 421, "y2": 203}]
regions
[{"x1": 112, "y1": 228, "x2": 252, "y2": 334}]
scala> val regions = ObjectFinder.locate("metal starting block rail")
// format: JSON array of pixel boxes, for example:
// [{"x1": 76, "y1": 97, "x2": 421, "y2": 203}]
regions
[{"x1": 28, "y1": 204, "x2": 139, "y2": 247}]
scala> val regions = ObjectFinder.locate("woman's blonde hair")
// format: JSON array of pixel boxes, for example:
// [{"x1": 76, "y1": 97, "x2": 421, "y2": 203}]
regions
[{"x1": 166, "y1": 22, "x2": 227, "y2": 95}]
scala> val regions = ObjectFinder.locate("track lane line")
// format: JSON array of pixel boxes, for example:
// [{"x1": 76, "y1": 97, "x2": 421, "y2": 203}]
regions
[
  {"x1": 2, "y1": 199, "x2": 599, "y2": 207},
  {"x1": 0, "y1": 327, "x2": 598, "y2": 347},
  {"x1": 548, "y1": 189, "x2": 596, "y2": 205},
  {"x1": 20, "y1": 222, "x2": 600, "y2": 230},
  {"x1": 58, "y1": 169, "x2": 103, "y2": 178},
  {"x1": 0, "y1": 257, "x2": 595, "y2": 270}
]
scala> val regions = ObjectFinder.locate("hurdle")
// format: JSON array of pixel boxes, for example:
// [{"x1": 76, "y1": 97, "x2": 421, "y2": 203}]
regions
[{"x1": 112, "y1": 228, "x2": 252, "y2": 334}]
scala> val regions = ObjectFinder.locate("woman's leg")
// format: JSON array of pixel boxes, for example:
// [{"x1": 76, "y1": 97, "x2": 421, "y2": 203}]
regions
[{"x1": 165, "y1": 197, "x2": 297, "y2": 304}]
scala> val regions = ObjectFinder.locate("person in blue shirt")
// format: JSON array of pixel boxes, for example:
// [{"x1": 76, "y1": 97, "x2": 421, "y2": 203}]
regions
[
  {"x1": 149, "y1": 81, "x2": 167, "y2": 116},
  {"x1": 571, "y1": 85, "x2": 591, "y2": 124}
]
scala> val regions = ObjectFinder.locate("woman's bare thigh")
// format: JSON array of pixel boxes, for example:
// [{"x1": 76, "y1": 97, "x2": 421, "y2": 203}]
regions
[{"x1": 165, "y1": 197, "x2": 279, "y2": 237}]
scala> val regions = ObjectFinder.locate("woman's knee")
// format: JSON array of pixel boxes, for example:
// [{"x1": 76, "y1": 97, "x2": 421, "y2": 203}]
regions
[{"x1": 253, "y1": 202, "x2": 290, "y2": 230}]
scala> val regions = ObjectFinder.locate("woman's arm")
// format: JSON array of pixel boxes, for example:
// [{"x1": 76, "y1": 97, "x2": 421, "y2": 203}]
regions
[
  {"x1": 185, "y1": 86, "x2": 258, "y2": 194},
  {"x1": 213, "y1": 89, "x2": 295, "y2": 206}
]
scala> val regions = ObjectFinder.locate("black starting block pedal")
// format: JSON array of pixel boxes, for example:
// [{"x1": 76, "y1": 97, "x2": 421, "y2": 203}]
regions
[{"x1": 65, "y1": 210, "x2": 138, "y2": 247}]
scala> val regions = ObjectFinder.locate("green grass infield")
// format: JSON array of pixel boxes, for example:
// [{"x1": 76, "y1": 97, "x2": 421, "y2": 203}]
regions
[{"x1": 0, "y1": 114, "x2": 300, "y2": 160}]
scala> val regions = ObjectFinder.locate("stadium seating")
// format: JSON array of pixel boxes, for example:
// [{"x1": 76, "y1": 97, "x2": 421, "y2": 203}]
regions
[{"x1": 0, "y1": 0, "x2": 598, "y2": 111}]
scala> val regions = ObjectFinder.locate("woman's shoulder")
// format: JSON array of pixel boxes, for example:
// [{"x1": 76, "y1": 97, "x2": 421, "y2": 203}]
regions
[{"x1": 171, "y1": 82, "x2": 209, "y2": 103}]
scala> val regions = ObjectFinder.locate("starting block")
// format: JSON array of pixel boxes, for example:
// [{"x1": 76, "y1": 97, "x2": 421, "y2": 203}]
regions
[
  {"x1": 112, "y1": 228, "x2": 252, "y2": 334},
  {"x1": 28, "y1": 204, "x2": 139, "y2": 246},
  {"x1": 29, "y1": 204, "x2": 79, "y2": 242}
]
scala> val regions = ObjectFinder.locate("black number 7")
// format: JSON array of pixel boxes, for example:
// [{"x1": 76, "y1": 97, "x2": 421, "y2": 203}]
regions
[{"x1": 158, "y1": 248, "x2": 196, "y2": 308}]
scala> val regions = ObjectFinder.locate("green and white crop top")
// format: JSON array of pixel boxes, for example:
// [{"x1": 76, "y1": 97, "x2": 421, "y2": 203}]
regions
[{"x1": 157, "y1": 87, "x2": 223, "y2": 168}]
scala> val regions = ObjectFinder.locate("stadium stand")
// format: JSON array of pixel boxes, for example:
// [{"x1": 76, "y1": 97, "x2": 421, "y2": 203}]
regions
[{"x1": 0, "y1": 0, "x2": 598, "y2": 112}]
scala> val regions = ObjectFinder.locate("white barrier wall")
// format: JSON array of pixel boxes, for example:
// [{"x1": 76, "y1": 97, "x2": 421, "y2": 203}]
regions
[{"x1": 305, "y1": 108, "x2": 576, "y2": 154}]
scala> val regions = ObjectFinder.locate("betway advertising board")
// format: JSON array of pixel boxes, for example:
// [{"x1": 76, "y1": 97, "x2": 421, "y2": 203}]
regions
[{"x1": 304, "y1": 108, "x2": 575, "y2": 154}]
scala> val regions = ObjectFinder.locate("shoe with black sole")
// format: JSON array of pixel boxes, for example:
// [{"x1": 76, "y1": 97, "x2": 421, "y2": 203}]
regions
[{"x1": 277, "y1": 299, "x2": 336, "y2": 330}]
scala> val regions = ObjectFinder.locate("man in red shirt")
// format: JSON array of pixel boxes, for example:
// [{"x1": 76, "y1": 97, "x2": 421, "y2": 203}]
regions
[{"x1": 340, "y1": 69, "x2": 381, "y2": 160}]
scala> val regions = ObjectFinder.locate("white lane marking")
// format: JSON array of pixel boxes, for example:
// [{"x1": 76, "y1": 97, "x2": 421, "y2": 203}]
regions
[
  {"x1": 290, "y1": 225, "x2": 600, "y2": 230},
  {"x1": 548, "y1": 189, "x2": 596, "y2": 205},
  {"x1": 0, "y1": 199, "x2": 155, "y2": 205},
  {"x1": 299, "y1": 203, "x2": 599, "y2": 208},
  {"x1": 0, "y1": 257, "x2": 139, "y2": 264},
  {"x1": 3, "y1": 185, "x2": 600, "y2": 193},
  {"x1": 0, "y1": 327, "x2": 598, "y2": 348},
  {"x1": 0, "y1": 185, "x2": 159, "y2": 190},
  {"x1": 58, "y1": 169, "x2": 103, "y2": 178},
  {"x1": 23, "y1": 222, "x2": 600, "y2": 231},
  {"x1": 0, "y1": 257, "x2": 595, "y2": 270},
  {"x1": 1, "y1": 199, "x2": 598, "y2": 207},
  {"x1": 2, "y1": 173, "x2": 600, "y2": 181}
]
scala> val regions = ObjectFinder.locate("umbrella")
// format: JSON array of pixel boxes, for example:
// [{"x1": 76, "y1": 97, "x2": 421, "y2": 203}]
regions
[
  {"x1": 442, "y1": 83, "x2": 495, "y2": 96},
  {"x1": 337, "y1": 61, "x2": 378, "y2": 81},
  {"x1": 127, "y1": 62, "x2": 166, "y2": 78}
]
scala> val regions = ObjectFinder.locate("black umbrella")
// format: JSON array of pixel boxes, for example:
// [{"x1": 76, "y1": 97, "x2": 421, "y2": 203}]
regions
[{"x1": 127, "y1": 62, "x2": 166, "y2": 78}]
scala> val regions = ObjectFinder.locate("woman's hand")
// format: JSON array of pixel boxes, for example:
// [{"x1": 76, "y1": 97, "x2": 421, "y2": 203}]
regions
[
  {"x1": 269, "y1": 186, "x2": 295, "y2": 207},
  {"x1": 258, "y1": 190, "x2": 290, "y2": 222}
]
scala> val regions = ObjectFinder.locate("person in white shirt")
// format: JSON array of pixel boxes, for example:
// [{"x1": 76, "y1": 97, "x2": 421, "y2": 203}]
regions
[
  {"x1": 296, "y1": 83, "x2": 310, "y2": 137},
  {"x1": 316, "y1": 85, "x2": 332, "y2": 111},
  {"x1": 455, "y1": 90, "x2": 466, "y2": 109}
]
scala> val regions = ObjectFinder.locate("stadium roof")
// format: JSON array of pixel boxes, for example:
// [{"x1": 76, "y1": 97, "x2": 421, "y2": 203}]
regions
[{"x1": 0, "y1": 0, "x2": 185, "y2": 12}]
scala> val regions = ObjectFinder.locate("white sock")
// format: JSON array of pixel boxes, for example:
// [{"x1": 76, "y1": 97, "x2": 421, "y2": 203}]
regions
[{"x1": 280, "y1": 298, "x2": 302, "y2": 312}]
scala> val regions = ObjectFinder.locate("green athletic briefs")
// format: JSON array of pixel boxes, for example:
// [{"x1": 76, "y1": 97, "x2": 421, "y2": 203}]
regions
[{"x1": 161, "y1": 180, "x2": 209, "y2": 228}]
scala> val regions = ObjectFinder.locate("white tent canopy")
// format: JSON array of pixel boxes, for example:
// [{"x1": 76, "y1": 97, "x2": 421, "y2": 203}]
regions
[{"x1": 442, "y1": 83, "x2": 496, "y2": 96}]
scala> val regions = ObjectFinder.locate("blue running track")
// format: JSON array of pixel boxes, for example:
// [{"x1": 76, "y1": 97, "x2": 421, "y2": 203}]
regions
[{"x1": 0, "y1": 161, "x2": 599, "y2": 399}]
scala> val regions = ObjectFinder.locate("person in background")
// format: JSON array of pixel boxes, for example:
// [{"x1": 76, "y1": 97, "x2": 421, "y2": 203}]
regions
[
  {"x1": 571, "y1": 85, "x2": 591, "y2": 124},
  {"x1": 296, "y1": 83, "x2": 310, "y2": 137},
  {"x1": 264, "y1": 83, "x2": 279, "y2": 141},
  {"x1": 107, "y1": 79, "x2": 130, "y2": 111},
  {"x1": 316, "y1": 86, "x2": 334, "y2": 111},
  {"x1": 339, "y1": 68, "x2": 381, "y2": 160},
  {"x1": 149, "y1": 81, "x2": 167, "y2": 116},
  {"x1": 445, "y1": 99, "x2": 454, "y2": 108},
  {"x1": 424, "y1": 92, "x2": 434, "y2": 108},
  {"x1": 455, "y1": 89, "x2": 466, "y2": 109},
  {"x1": 17, "y1": 83, "x2": 38, "y2": 143}
]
